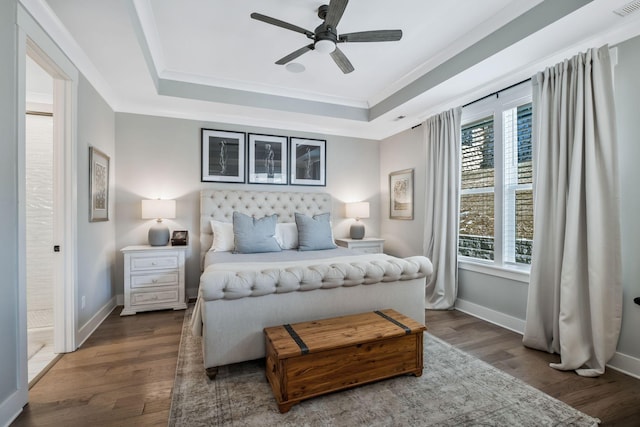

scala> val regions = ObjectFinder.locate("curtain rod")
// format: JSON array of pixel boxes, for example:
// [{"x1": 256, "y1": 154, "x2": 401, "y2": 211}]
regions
[
  {"x1": 409, "y1": 77, "x2": 532, "y2": 130},
  {"x1": 462, "y1": 78, "x2": 531, "y2": 109}
]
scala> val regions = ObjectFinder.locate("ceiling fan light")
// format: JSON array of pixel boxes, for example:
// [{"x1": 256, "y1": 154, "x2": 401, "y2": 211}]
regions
[{"x1": 315, "y1": 39, "x2": 336, "y2": 54}]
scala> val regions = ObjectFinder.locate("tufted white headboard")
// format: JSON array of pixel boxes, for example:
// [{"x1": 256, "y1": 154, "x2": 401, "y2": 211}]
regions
[{"x1": 200, "y1": 189, "x2": 332, "y2": 267}]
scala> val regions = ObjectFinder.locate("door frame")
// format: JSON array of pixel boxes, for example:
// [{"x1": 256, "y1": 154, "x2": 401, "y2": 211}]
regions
[{"x1": 17, "y1": 5, "x2": 78, "y2": 386}]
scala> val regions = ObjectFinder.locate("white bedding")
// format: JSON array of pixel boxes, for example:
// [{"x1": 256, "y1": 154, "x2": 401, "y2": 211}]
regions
[{"x1": 203, "y1": 247, "x2": 356, "y2": 267}]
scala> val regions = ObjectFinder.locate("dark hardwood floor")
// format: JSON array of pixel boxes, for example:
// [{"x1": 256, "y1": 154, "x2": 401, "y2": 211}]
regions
[
  {"x1": 13, "y1": 308, "x2": 184, "y2": 427},
  {"x1": 427, "y1": 309, "x2": 640, "y2": 426},
  {"x1": 12, "y1": 307, "x2": 640, "y2": 426}
]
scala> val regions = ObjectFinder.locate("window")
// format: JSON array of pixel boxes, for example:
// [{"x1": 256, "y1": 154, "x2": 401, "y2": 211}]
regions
[{"x1": 458, "y1": 84, "x2": 533, "y2": 268}]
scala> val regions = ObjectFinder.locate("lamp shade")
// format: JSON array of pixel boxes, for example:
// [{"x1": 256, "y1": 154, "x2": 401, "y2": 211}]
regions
[
  {"x1": 141, "y1": 199, "x2": 176, "y2": 220},
  {"x1": 345, "y1": 202, "x2": 370, "y2": 219}
]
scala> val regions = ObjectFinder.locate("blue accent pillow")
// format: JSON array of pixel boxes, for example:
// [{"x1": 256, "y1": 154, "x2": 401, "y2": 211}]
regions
[
  {"x1": 232, "y1": 212, "x2": 282, "y2": 253},
  {"x1": 295, "y1": 212, "x2": 337, "y2": 251}
]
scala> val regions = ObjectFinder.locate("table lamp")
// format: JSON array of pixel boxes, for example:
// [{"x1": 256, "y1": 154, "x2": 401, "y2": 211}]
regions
[
  {"x1": 141, "y1": 199, "x2": 176, "y2": 246},
  {"x1": 345, "y1": 202, "x2": 370, "y2": 240}
]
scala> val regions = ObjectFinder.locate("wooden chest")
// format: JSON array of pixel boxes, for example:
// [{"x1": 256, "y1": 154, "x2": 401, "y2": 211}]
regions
[{"x1": 263, "y1": 309, "x2": 426, "y2": 413}]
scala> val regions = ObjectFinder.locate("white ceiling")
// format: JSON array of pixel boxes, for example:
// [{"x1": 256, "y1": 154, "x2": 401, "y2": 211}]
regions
[{"x1": 25, "y1": 0, "x2": 640, "y2": 139}]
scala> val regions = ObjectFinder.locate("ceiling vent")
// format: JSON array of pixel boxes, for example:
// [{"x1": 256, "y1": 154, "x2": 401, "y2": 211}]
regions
[{"x1": 613, "y1": 0, "x2": 640, "y2": 17}]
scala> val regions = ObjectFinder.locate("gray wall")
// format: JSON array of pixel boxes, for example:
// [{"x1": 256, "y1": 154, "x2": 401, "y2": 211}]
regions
[
  {"x1": 457, "y1": 270, "x2": 529, "y2": 320},
  {"x1": 614, "y1": 35, "x2": 640, "y2": 359},
  {"x1": 379, "y1": 125, "x2": 426, "y2": 258},
  {"x1": 379, "y1": 36, "x2": 640, "y2": 363},
  {"x1": 114, "y1": 113, "x2": 380, "y2": 297},
  {"x1": 76, "y1": 75, "x2": 117, "y2": 329},
  {"x1": 0, "y1": 0, "x2": 23, "y2": 420}
]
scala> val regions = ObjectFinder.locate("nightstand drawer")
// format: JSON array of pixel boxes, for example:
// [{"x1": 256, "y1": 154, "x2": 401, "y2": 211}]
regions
[
  {"x1": 335, "y1": 238, "x2": 385, "y2": 254},
  {"x1": 130, "y1": 254, "x2": 179, "y2": 271},
  {"x1": 131, "y1": 289, "x2": 179, "y2": 306},
  {"x1": 131, "y1": 272, "x2": 179, "y2": 288},
  {"x1": 358, "y1": 246, "x2": 383, "y2": 254}
]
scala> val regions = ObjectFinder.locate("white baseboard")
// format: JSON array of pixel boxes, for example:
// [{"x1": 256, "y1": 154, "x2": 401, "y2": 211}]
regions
[
  {"x1": 607, "y1": 350, "x2": 640, "y2": 380},
  {"x1": 76, "y1": 296, "x2": 117, "y2": 348},
  {"x1": 0, "y1": 387, "x2": 27, "y2": 427},
  {"x1": 454, "y1": 298, "x2": 526, "y2": 334},
  {"x1": 454, "y1": 298, "x2": 640, "y2": 378}
]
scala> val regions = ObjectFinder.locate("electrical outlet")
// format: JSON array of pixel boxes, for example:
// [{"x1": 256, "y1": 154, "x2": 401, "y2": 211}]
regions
[{"x1": 81, "y1": 295, "x2": 86, "y2": 310}]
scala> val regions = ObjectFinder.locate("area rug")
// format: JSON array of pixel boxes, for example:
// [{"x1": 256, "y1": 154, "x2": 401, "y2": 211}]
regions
[{"x1": 169, "y1": 308, "x2": 599, "y2": 426}]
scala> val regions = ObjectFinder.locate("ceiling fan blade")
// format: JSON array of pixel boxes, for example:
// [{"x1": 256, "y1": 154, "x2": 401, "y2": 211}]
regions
[
  {"x1": 275, "y1": 44, "x2": 314, "y2": 65},
  {"x1": 339, "y1": 30, "x2": 403, "y2": 43},
  {"x1": 330, "y1": 47, "x2": 354, "y2": 74},
  {"x1": 324, "y1": 0, "x2": 348, "y2": 28},
  {"x1": 250, "y1": 13, "x2": 314, "y2": 38}
]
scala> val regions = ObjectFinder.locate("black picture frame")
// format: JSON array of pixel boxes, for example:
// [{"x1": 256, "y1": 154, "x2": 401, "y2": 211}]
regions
[
  {"x1": 201, "y1": 128, "x2": 245, "y2": 183},
  {"x1": 248, "y1": 133, "x2": 288, "y2": 185},
  {"x1": 289, "y1": 137, "x2": 326, "y2": 186}
]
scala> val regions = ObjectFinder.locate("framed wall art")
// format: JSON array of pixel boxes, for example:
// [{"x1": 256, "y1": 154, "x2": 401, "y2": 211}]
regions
[
  {"x1": 248, "y1": 133, "x2": 288, "y2": 185},
  {"x1": 389, "y1": 168, "x2": 414, "y2": 220},
  {"x1": 89, "y1": 146, "x2": 110, "y2": 222},
  {"x1": 289, "y1": 137, "x2": 326, "y2": 186},
  {"x1": 201, "y1": 128, "x2": 246, "y2": 183}
]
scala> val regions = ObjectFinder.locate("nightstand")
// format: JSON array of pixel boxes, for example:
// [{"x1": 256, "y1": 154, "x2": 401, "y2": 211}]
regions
[
  {"x1": 335, "y1": 238, "x2": 385, "y2": 254},
  {"x1": 121, "y1": 245, "x2": 187, "y2": 316}
]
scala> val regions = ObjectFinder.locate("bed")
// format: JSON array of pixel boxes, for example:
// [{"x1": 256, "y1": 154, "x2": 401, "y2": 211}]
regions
[{"x1": 192, "y1": 189, "x2": 433, "y2": 378}]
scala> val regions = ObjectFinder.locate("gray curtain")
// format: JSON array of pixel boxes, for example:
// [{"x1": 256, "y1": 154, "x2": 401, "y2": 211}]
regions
[
  {"x1": 423, "y1": 107, "x2": 462, "y2": 309},
  {"x1": 523, "y1": 46, "x2": 622, "y2": 377}
]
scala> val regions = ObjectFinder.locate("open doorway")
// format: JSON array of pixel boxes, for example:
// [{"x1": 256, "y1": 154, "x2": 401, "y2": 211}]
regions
[
  {"x1": 25, "y1": 55, "x2": 59, "y2": 384},
  {"x1": 22, "y1": 34, "x2": 78, "y2": 384}
]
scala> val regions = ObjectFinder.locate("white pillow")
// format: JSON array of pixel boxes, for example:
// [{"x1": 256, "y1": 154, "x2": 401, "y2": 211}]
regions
[
  {"x1": 275, "y1": 222, "x2": 298, "y2": 250},
  {"x1": 209, "y1": 220, "x2": 234, "y2": 252}
]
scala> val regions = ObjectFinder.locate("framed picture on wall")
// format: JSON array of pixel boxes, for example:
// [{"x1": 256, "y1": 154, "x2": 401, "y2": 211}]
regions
[
  {"x1": 89, "y1": 146, "x2": 110, "y2": 222},
  {"x1": 389, "y1": 168, "x2": 414, "y2": 220},
  {"x1": 201, "y1": 129, "x2": 246, "y2": 183},
  {"x1": 248, "y1": 133, "x2": 288, "y2": 185},
  {"x1": 289, "y1": 137, "x2": 326, "y2": 186}
]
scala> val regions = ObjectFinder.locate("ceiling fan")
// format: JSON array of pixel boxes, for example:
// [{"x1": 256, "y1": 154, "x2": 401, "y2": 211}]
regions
[{"x1": 250, "y1": 0, "x2": 402, "y2": 74}]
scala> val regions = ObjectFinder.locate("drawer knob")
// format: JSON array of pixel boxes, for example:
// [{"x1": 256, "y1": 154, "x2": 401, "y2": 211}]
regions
[
  {"x1": 152, "y1": 262, "x2": 157, "y2": 265},
  {"x1": 152, "y1": 279, "x2": 158, "y2": 283}
]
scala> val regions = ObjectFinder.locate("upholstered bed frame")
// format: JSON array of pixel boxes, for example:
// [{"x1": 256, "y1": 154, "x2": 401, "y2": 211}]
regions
[
  {"x1": 199, "y1": 190, "x2": 333, "y2": 268},
  {"x1": 195, "y1": 189, "x2": 431, "y2": 378}
]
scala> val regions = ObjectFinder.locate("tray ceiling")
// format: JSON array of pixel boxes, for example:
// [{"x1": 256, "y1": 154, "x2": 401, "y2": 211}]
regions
[{"x1": 26, "y1": 0, "x2": 640, "y2": 139}]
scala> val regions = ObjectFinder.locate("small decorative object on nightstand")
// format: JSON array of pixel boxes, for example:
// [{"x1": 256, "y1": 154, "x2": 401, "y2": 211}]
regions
[
  {"x1": 335, "y1": 237, "x2": 384, "y2": 254},
  {"x1": 120, "y1": 245, "x2": 187, "y2": 316},
  {"x1": 171, "y1": 230, "x2": 189, "y2": 246},
  {"x1": 345, "y1": 202, "x2": 370, "y2": 239}
]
